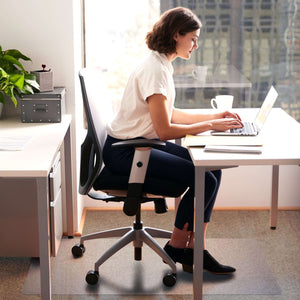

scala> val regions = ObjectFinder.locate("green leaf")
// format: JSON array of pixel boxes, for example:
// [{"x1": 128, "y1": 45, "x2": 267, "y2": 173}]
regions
[
  {"x1": 4, "y1": 85, "x2": 17, "y2": 107},
  {"x1": 5, "y1": 49, "x2": 31, "y2": 61},
  {"x1": 9, "y1": 73, "x2": 24, "y2": 90},
  {"x1": 0, "y1": 72, "x2": 9, "y2": 90},
  {"x1": 25, "y1": 78, "x2": 40, "y2": 90},
  {"x1": 3, "y1": 54, "x2": 26, "y2": 72},
  {"x1": 25, "y1": 72, "x2": 36, "y2": 80},
  {"x1": 0, "y1": 67, "x2": 8, "y2": 78},
  {"x1": 22, "y1": 84, "x2": 34, "y2": 94}
]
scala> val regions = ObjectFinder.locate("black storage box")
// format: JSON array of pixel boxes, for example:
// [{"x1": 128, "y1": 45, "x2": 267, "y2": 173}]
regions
[{"x1": 21, "y1": 87, "x2": 65, "y2": 123}]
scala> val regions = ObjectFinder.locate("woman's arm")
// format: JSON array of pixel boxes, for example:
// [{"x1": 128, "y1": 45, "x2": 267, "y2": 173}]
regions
[
  {"x1": 171, "y1": 107, "x2": 241, "y2": 124},
  {"x1": 147, "y1": 94, "x2": 243, "y2": 141}
]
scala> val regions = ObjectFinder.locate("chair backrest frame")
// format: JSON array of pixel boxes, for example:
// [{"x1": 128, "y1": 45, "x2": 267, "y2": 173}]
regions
[{"x1": 78, "y1": 68, "x2": 110, "y2": 195}]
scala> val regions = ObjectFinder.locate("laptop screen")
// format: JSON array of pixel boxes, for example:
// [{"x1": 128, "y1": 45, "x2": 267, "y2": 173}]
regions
[{"x1": 255, "y1": 86, "x2": 278, "y2": 129}]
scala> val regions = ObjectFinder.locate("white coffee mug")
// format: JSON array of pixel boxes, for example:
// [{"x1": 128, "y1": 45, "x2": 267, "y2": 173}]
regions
[
  {"x1": 211, "y1": 95, "x2": 234, "y2": 110},
  {"x1": 192, "y1": 66, "x2": 208, "y2": 82}
]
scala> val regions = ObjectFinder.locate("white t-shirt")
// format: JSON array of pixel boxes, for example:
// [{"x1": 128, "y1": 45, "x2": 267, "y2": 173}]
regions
[{"x1": 106, "y1": 50, "x2": 175, "y2": 140}]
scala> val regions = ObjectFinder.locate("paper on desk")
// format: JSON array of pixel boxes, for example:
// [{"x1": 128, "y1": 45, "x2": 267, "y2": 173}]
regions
[
  {"x1": 184, "y1": 133, "x2": 263, "y2": 147},
  {"x1": 0, "y1": 136, "x2": 33, "y2": 151}
]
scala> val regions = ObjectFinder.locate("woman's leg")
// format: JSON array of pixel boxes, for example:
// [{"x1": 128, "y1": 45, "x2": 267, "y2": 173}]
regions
[
  {"x1": 177, "y1": 169, "x2": 221, "y2": 249},
  {"x1": 103, "y1": 137, "x2": 220, "y2": 249},
  {"x1": 173, "y1": 170, "x2": 221, "y2": 231},
  {"x1": 187, "y1": 222, "x2": 208, "y2": 250}
]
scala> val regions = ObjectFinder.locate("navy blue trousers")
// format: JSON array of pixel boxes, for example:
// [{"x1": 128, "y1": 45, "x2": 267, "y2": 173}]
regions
[{"x1": 103, "y1": 135, "x2": 221, "y2": 231}]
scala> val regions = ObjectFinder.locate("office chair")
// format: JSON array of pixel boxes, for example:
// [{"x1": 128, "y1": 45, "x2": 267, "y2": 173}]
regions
[{"x1": 72, "y1": 68, "x2": 187, "y2": 287}]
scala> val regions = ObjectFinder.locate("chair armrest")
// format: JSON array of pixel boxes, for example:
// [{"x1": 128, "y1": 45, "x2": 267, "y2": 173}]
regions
[
  {"x1": 110, "y1": 139, "x2": 165, "y2": 216},
  {"x1": 112, "y1": 138, "x2": 166, "y2": 150}
]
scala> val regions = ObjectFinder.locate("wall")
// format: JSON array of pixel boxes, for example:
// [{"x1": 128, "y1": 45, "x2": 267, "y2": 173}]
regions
[
  {"x1": 217, "y1": 165, "x2": 300, "y2": 208},
  {"x1": 0, "y1": 0, "x2": 83, "y2": 230}
]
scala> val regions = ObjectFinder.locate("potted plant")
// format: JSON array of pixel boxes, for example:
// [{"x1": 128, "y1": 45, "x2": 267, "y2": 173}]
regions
[{"x1": 0, "y1": 45, "x2": 39, "y2": 117}]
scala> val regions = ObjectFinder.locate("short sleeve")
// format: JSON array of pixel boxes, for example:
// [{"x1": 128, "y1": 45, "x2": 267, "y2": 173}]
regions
[{"x1": 137, "y1": 63, "x2": 169, "y2": 101}]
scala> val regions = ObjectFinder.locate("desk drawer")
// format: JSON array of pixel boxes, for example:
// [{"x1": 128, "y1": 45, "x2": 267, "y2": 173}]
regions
[
  {"x1": 50, "y1": 189, "x2": 63, "y2": 256},
  {"x1": 49, "y1": 152, "x2": 61, "y2": 201}
]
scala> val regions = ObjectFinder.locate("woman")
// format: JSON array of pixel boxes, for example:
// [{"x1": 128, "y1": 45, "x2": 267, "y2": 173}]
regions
[{"x1": 103, "y1": 7, "x2": 242, "y2": 274}]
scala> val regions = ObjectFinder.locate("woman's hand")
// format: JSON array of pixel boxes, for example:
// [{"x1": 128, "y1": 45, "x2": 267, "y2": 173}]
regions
[
  {"x1": 218, "y1": 110, "x2": 242, "y2": 121},
  {"x1": 210, "y1": 117, "x2": 243, "y2": 132}
]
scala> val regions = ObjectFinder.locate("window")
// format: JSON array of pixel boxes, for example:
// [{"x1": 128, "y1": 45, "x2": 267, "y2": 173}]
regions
[
  {"x1": 84, "y1": 0, "x2": 300, "y2": 121},
  {"x1": 84, "y1": 0, "x2": 159, "y2": 112}
]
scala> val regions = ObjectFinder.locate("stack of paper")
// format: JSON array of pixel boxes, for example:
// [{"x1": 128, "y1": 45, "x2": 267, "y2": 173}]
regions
[
  {"x1": 184, "y1": 134, "x2": 263, "y2": 147},
  {"x1": 204, "y1": 145, "x2": 262, "y2": 154},
  {"x1": 0, "y1": 136, "x2": 33, "y2": 151}
]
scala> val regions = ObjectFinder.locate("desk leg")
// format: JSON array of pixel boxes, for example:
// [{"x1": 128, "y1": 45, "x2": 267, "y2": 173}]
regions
[
  {"x1": 270, "y1": 165, "x2": 279, "y2": 229},
  {"x1": 193, "y1": 166, "x2": 205, "y2": 300},
  {"x1": 63, "y1": 126, "x2": 75, "y2": 236},
  {"x1": 36, "y1": 177, "x2": 51, "y2": 300}
]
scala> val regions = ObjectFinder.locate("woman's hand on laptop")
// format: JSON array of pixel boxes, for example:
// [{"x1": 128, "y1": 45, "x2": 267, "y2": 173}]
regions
[
  {"x1": 221, "y1": 110, "x2": 242, "y2": 121},
  {"x1": 210, "y1": 117, "x2": 243, "y2": 132}
]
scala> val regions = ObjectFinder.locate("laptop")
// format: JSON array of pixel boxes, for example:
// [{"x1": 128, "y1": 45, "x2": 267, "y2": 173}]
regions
[{"x1": 211, "y1": 85, "x2": 278, "y2": 136}]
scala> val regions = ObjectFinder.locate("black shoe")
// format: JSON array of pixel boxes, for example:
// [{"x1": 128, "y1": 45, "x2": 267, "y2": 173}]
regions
[
  {"x1": 163, "y1": 242, "x2": 193, "y2": 273},
  {"x1": 164, "y1": 243, "x2": 235, "y2": 275},
  {"x1": 203, "y1": 250, "x2": 236, "y2": 275}
]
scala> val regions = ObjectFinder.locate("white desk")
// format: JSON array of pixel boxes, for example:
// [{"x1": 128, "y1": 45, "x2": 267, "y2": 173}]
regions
[
  {"x1": 187, "y1": 108, "x2": 300, "y2": 299},
  {"x1": 0, "y1": 115, "x2": 75, "y2": 300},
  {"x1": 174, "y1": 65, "x2": 252, "y2": 106}
]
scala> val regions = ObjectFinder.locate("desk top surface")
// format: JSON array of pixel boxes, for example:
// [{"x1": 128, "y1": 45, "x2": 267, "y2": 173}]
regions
[
  {"x1": 0, "y1": 115, "x2": 72, "y2": 177},
  {"x1": 187, "y1": 108, "x2": 300, "y2": 166}
]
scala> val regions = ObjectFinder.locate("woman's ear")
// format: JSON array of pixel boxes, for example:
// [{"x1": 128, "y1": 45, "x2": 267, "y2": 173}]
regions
[{"x1": 173, "y1": 32, "x2": 178, "y2": 42}]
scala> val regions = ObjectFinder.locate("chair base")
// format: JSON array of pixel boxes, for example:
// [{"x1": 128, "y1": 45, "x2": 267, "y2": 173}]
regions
[{"x1": 78, "y1": 222, "x2": 176, "y2": 275}]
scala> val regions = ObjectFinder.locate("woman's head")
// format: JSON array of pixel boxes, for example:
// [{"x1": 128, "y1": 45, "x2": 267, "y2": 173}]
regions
[{"x1": 146, "y1": 7, "x2": 202, "y2": 55}]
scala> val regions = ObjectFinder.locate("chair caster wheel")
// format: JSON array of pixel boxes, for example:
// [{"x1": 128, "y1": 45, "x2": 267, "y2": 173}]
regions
[
  {"x1": 86, "y1": 270, "x2": 99, "y2": 285},
  {"x1": 72, "y1": 243, "x2": 85, "y2": 257},
  {"x1": 163, "y1": 272, "x2": 176, "y2": 287}
]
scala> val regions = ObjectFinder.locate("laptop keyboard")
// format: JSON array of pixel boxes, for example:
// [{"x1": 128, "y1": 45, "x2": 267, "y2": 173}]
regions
[{"x1": 230, "y1": 122, "x2": 258, "y2": 135}]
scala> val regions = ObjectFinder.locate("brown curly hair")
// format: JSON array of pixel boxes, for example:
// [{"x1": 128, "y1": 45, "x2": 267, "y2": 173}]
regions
[{"x1": 146, "y1": 7, "x2": 202, "y2": 54}]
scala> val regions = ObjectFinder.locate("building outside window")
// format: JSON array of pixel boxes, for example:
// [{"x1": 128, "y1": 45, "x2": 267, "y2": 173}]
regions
[{"x1": 84, "y1": 0, "x2": 300, "y2": 121}]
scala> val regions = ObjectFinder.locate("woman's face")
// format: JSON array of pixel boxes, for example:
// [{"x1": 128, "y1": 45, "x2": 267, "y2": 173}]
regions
[{"x1": 174, "y1": 29, "x2": 200, "y2": 60}]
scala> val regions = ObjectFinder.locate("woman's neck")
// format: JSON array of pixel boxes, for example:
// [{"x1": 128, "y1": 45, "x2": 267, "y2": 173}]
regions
[{"x1": 166, "y1": 52, "x2": 177, "y2": 62}]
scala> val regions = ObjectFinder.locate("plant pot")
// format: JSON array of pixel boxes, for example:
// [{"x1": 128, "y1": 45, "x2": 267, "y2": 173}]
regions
[
  {"x1": 31, "y1": 70, "x2": 53, "y2": 92},
  {"x1": 0, "y1": 102, "x2": 3, "y2": 119}
]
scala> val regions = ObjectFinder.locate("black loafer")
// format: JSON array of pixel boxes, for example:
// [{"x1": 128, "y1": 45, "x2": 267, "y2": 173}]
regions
[
  {"x1": 203, "y1": 250, "x2": 236, "y2": 274},
  {"x1": 163, "y1": 242, "x2": 193, "y2": 273},
  {"x1": 163, "y1": 242, "x2": 184, "y2": 262},
  {"x1": 179, "y1": 248, "x2": 236, "y2": 274},
  {"x1": 164, "y1": 242, "x2": 235, "y2": 275}
]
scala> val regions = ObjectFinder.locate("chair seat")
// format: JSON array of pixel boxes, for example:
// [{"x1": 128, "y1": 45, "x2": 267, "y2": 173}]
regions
[{"x1": 93, "y1": 167, "x2": 186, "y2": 200}]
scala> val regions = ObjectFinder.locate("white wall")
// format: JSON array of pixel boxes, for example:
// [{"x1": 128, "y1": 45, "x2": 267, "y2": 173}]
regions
[
  {"x1": 0, "y1": 0, "x2": 83, "y2": 230},
  {"x1": 217, "y1": 165, "x2": 300, "y2": 208}
]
